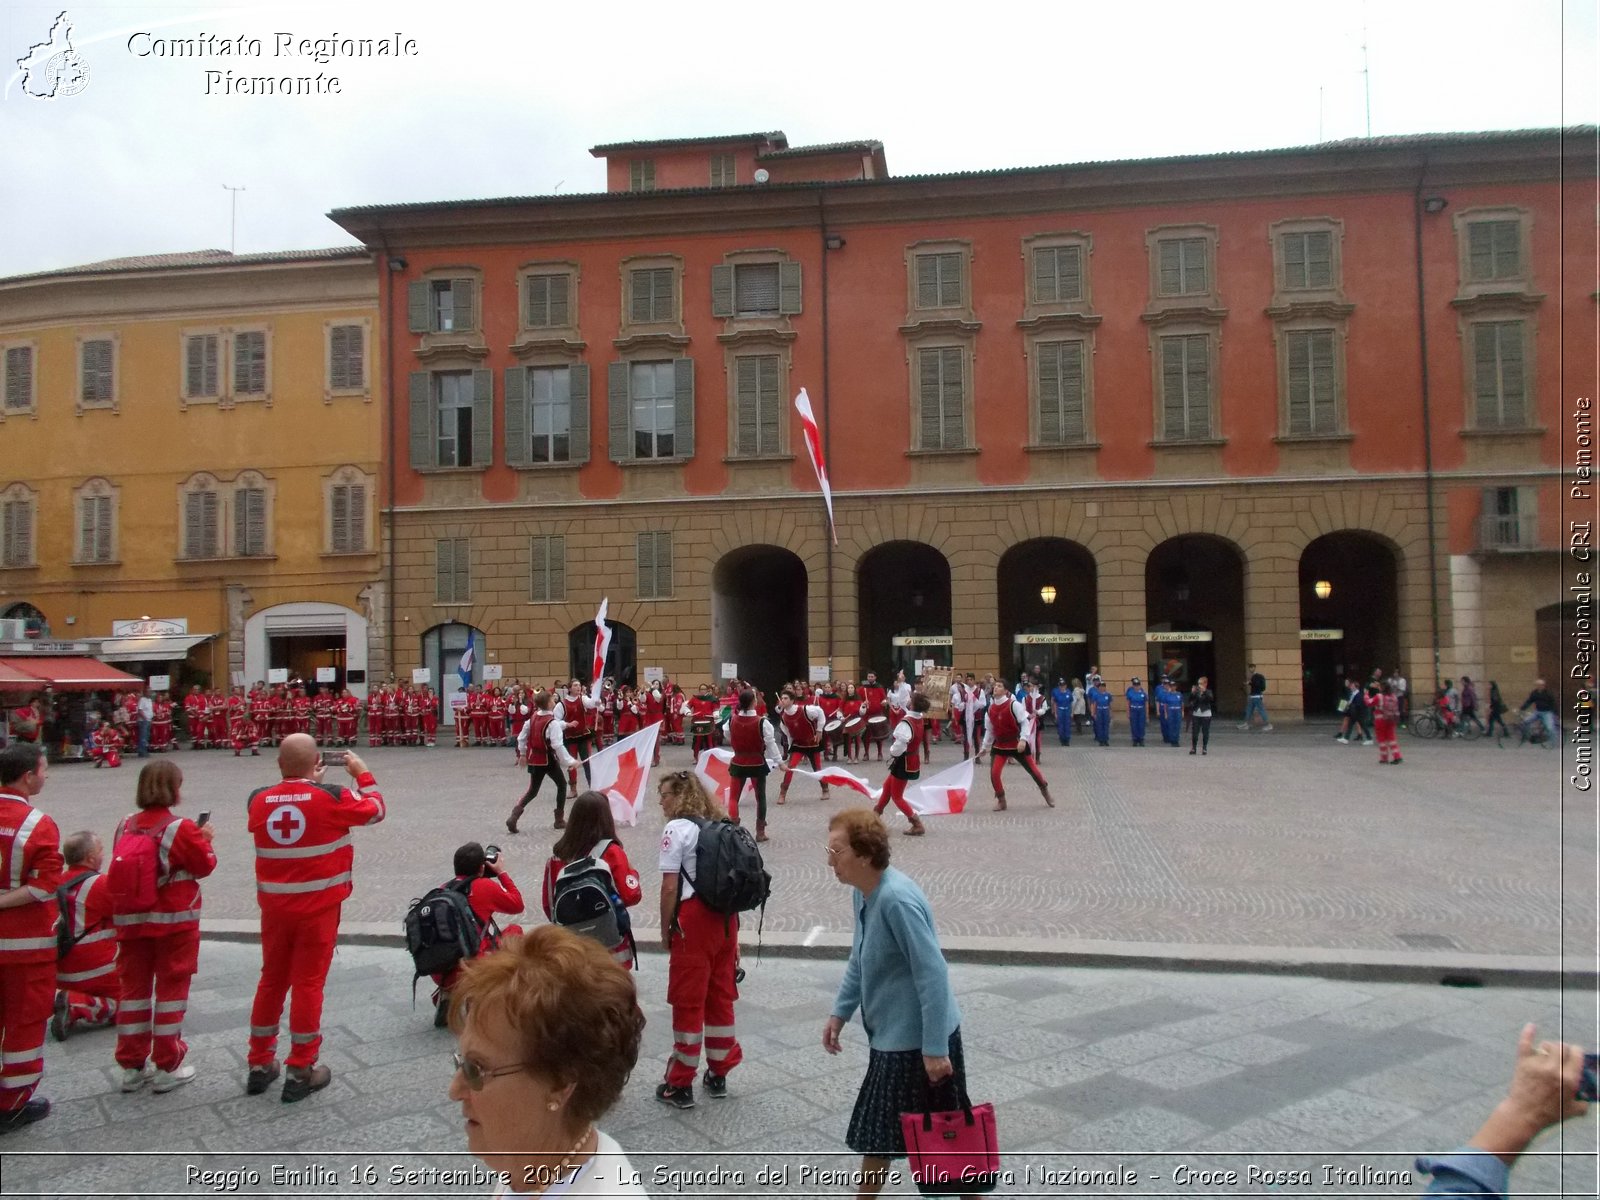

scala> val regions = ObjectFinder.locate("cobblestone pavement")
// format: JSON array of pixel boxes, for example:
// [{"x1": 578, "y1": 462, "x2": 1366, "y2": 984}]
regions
[
  {"x1": 4, "y1": 943, "x2": 1596, "y2": 1198},
  {"x1": 37, "y1": 723, "x2": 1593, "y2": 960}
]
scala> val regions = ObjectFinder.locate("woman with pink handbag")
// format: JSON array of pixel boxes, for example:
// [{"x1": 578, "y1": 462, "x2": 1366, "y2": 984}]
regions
[{"x1": 822, "y1": 809, "x2": 996, "y2": 1198}]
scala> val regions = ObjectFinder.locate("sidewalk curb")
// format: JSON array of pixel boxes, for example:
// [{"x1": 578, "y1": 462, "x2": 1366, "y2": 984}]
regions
[{"x1": 198, "y1": 921, "x2": 1594, "y2": 990}]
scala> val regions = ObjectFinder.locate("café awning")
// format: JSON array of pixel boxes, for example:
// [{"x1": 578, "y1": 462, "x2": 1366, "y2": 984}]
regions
[
  {"x1": 0, "y1": 662, "x2": 41, "y2": 692},
  {"x1": 0, "y1": 657, "x2": 144, "y2": 692},
  {"x1": 96, "y1": 634, "x2": 212, "y2": 663}
]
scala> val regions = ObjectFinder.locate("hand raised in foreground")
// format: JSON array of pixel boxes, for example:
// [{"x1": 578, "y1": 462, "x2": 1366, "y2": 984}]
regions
[{"x1": 1468, "y1": 1023, "x2": 1589, "y2": 1164}]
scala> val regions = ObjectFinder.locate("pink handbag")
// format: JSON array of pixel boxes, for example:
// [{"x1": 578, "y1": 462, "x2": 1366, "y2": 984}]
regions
[{"x1": 900, "y1": 1085, "x2": 1000, "y2": 1195}]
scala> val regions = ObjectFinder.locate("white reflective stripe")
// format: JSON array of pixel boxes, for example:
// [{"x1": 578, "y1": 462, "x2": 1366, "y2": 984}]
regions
[
  {"x1": 254, "y1": 836, "x2": 351, "y2": 860},
  {"x1": 289, "y1": 1032, "x2": 318, "y2": 1044},
  {"x1": 704, "y1": 1025, "x2": 736, "y2": 1038},
  {"x1": 75, "y1": 926, "x2": 115, "y2": 945},
  {"x1": 152, "y1": 1022, "x2": 184, "y2": 1035},
  {"x1": 154, "y1": 1000, "x2": 186, "y2": 1013},
  {"x1": 119, "y1": 998, "x2": 152, "y2": 1012},
  {"x1": 25, "y1": 886, "x2": 51, "y2": 902},
  {"x1": 1, "y1": 1048, "x2": 42, "y2": 1065},
  {"x1": 57, "y1": 962, "x2": 118, "y2": 984},
  {"x1": 0, "y1": 935, "x2": 58, "y2": 952},
  {"x1": 72, "y1": 875, "x2": 97, "y2": 938},
  {"x1": 4, "y1": 1071, "x2": 42, "y2": 1087},
  {"x1": 113, "y1": 909, "x2": 200, "y2": 926},
  {"x1": 672, "y1": 1030, "x2": 703, "y2": 1044},
  {"x1": 258, "y1": 871, "x2": 351, "y2": 895},
  {"x1": 704, "y1": 1046, "x2": 733, "y2": 1061},
  {"x1": 117, "y1": 1020, "x2": 152, "y2": 1034},
  {"x1": 161, "y1": 871, "x2": 196, "y2": 884},
  {"x1": 158, "y1": 818, "x2": 183, "y2": 876},
  {"x1": 671, "y1": 1050, "x2": 699, "y2": 1066},
  {"x1": 250, "y1": 1025, "x2": 278, "y2": 1038},
  {"x1": 9, "y1": 809, "x2": 43, "y2": 889}
]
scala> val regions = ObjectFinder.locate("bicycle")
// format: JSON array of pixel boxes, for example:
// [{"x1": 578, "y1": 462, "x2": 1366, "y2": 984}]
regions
[{"x1": 1409, "y1": 705, "x2": 1481, "y2": 740}]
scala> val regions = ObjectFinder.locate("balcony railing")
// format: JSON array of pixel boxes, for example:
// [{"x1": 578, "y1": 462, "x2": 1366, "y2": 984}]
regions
[{"x1": 1478, "y1": 513, "x2": 1539, "y2": 551}]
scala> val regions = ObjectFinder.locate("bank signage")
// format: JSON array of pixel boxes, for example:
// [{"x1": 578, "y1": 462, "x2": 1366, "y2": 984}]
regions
[
  {"x1": 1145, "y1": 631, "x2": 1213, "y2": 643},
  {"x1": 1013, "y1": 633, "x2": 1087, "y2": 645},
  {"x1": 891, "y1": 636, "x2": 954, "y2": 647},
  {"x1": 1299, "y1": 629, "x2": 1344, "y2": 641}
]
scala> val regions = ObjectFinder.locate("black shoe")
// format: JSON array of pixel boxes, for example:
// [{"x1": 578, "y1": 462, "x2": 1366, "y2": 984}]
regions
[
  {"x1": 655, "y1": 1082, "x2": 695, "y2": 1109},
  {"x1": 702, "y1": 1070, "x2": 728, "y2": 1099},
  {"x1": 434, "y1": 996, "x2": 450, "y2": 1028},
  {"x1": 49, "y1": 992, "x2": 68, "y2": 1044},
  {"x1": 280, "y1": 1063, "x2": 330, "y2": 1104},
  {"x1": 0, "y1": 1097, "x2": 49, "y2": 1134},
  {"x1": 245, "y1": 1061, "x2": 281, "y2": 1095}
]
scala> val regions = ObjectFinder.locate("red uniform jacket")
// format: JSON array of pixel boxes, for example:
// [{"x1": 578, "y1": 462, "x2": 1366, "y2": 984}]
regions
[
  {"x1": 247, "y1": 772, "x2": 385, "y2": 918},
  {"x1": 539, "y1": 842, "x2": 642, "y2": 917},
  {"x1": 455, "y1": 871, "x2": 524, "y2": 952},
  {"x1": 0, "y1": 794, "x2": 62, "y2": 965},
  {"x1": 56, "y1": 867, "x2": 118, "y2": 987},
  {"x1": 728, "y1": 714, "x2": 768, "y2": 768},
  {"x1": 781, "y1": 706, "x2": 823, "y2": 749},
  {"x1": 111, "y1": 810, "x2": 217, "y2": 939},
  {"x1": 986, "y1": 699, "x2": 1024, "y2": 751}
]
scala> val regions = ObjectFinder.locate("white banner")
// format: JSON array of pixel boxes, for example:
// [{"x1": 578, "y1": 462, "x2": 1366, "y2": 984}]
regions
[
  {"x1": 809, "y1": 665, "x2": 831, "y2": 684},
  {"x1": 644, "y1": 666, "x2": 664, "y2": 685},
  {"x1": 267, "y1": 668, "x2": 289, "y2": 684},
  {"x1": 720, "y1": 662, "x2": 738, "y2": 679},
  {"x1": 316, "y1": 667, "x2": 337, "y2": 683},
  {"x1": 148, "y1": 675, "x2": 171, "y2": 692},
  {"x1": 906, "y1": 756, "x2": 975, "y2": 816},
  {"x1": 585, "y1": 723, "x2": 661, "y2": 827},
  {"x1": 483, "y1": 664, "x2": 504, "y2": 680},
  {"x1": 412, "y1": 668, "x2": 431, "y2": 684}
]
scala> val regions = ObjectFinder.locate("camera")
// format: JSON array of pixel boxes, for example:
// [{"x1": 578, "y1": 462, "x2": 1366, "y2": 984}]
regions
[{"x1": 484, "y1": 844, "x2": 501, "y2": 865}]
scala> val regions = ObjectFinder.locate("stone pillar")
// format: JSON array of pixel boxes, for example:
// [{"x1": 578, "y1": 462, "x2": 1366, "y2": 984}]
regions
[
  {"x1": 225, "y1": 585, "x2": 253, "y2": 687},
  {"x1": 359, "y1": 581, "x2": 388, "y2": 687},
  {"x1": 1095, "y1": 543, "x2": 1147, "y2": 695},
  {"x1": 1448, "y1": 555, "x2": 1484, "y2": 682},
  {"x1": 950, "y1": 546, "x2": 998, "y2": 679},
  {"x1": 1241, "y1": 543, "x2": 1304, "y2": 722}
]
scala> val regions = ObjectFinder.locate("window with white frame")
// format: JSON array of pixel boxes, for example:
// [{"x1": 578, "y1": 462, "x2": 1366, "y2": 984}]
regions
[
  {"x1": 629, "y1": 268, "x2": 677, "y2": 324},
  {"x1": 3, "y1": 345, "x2": 35, "y2": 415},
  {"x1": 528, "y1": 367, "x2": 572, "y2": 463},
  {"x1": 636, "y1": 531, "x2": 672, "y2": 599},
  {"x1": 914, "y1": 252, "x2": 963, "y2": 309},
  {"x1": 733, "y1": 354, "x2": 782, "y2": 457},
  {"x1": 75, "y1": 479, "x2": 116, "y2": 563},
  {"x1": 630, "y1": 160, "x2": 655, "y2": 192},
  {"x1": 710, "y1": 153, "x2": 736, "y2": 187},
  {"x1": 1156, "y1": 237, "x2": 1209, "y2": 297},
  {"x1": 233, "y1": 477, "x2": 269, "y2": 557},
  {"x1": 1032, "y1": 245, "x2": 1084, "y2": 304},
  {"x1": 409, "y1": 369, "x2": 492, "y2": 469},
  {"x1": 436, "y1": 371, "x2": 477, "y2": 467},
  {"x1": 1466, "y1": 220, "x2": 1522, "y2": 283},
  {"x1": 1282, "y1": 329, "x2": 1339, "y2": 435},
  {"x1": 524, "y1": 273, "x2": 572, "y2": 329},
  {"x1": 529, "y1": 535, "x2": 565, "y2": 602},
  {"x1": 631, "y1": 362, "x2": 676, "y2": 458},
  {"x1": 1, "y1": 486, "x2": 36, "y2": 568},
  {"x1": 1280, "y1": 231, "x2": 1334, "y2": 291},
  {"x1": 183, "y1": 333, "x2": 221, "y2": 401},
  {"x1": 407, "y1": 278, "x2": 478, "y2": 335},
  {"x1": 233, "y1": 330, "x2": 268, "y2": 397}
]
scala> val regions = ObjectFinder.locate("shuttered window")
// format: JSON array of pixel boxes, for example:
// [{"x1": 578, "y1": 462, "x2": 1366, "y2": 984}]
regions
[
  {"x1": 428, "y1": 279, "x2": 476, "y2": 333},
  {"x1": 630, "y1": 160, "x2": 655, "y2": 192},
  {"x1": 78, "y1": 493, "x2": 113, "y2": 563},
  {"x1": 1159, "y1": 334, "x2": 1211, "y2": 440},
  {"x1": 184, "y1": 334, "x2": 220, "y2": 398},
  {"x1": 630, "y1": 361, "x2": 677, "y2": 458},
  {"x1": 1468, "y1": 221, "x2": 1521, "y2": 282},
  {"x1": 329, "y1": 324, "x2": 364, "y2": 390},
  {"x1": 1281, "y1": 232, "x2": 1333, "y2": 290},
  {"x1": 529, "y1": 535, "x2": 565, "y2": 602},
  {"x1": 734, "y1": 354, "x2": 782, "y2": 457},
  {"x1": 330, "y1": 483, "x2": 366, "y2": 553},
  {"x1": 1032, "y1": 246, "x2": 1083, "y2": 304},
  {"x1": 1157, "y1": 238, "x2": 1209, "y2": 296},
  {"x1": 435, "y1": 371, "x2": 476, "y2": 467},
  {"x1": 917, "y1": 347, "x2": 966, "y2": 451},
  {"x1": 1473, "y1": 321, "x2": 1527, "y2": 428},
  {"x1": 80, "y1": 339, "x2": 114, "y2": 405},
  {"x1": 525, "y1": 274, "x2": 571, "y2": 328},
  {"x1": 733, "y1": 264, "x2": 780, "y2": 316},
  {"x1": 636, "y1": 531, "x2": 673, "y2": 599},
  {"x1": 529, "y1": 367, "x2": 572, "y2": 463},
  {"x1": 1284, "y1": 329, "x2": 1338, "y2": 435},
  {"x1": 233, "y1": 487, "x2": 268, "y2": 556},
  {"x1": 710, "y1": 154, "x2": 736, "y2": 187},
  {"x1": 2, "y1": 500, "x2": 33, "y2": 567},
  {"x1": 234, "y1": 331, "x2": 267, "y2": 395},
  {"x1": 436, "y1": 538, "x2": 471, "y2": 604},
  {"x1": 3, "y1": 346, "x2": 32, "y2": 411},
  {"x1": 1036, "y1": 341, "x2": 1086, "y2": 444},
  {"x1": 630, "y1": 269, "x2": 676, "y2": 323},
  {"x1": 915, "y1": 253, "x2": 963, "y2": 308},
  {"x1": 182, "y1": 490, "x2": 220, "y2": 559}
]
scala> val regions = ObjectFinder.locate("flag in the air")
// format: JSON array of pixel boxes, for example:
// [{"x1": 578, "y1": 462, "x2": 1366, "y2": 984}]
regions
[
  {"x1": 694, "y1": 747, "x2": 736, "y2": 810},
  {"x1": 794, "y1": 388, "x2": 837, "y2": 545},
  {"x1": 457, "y1": 631, "x2": 475, "y2": 689},
  {"x1": 905, "y1": 755, "x2": 973, "y2": 815},
  {"x1": 589, "y1": 598, "x2": 612, "y2": 706},
  {"x1": 788, "y1": 762, "x2": 881, "y2": 804},
  {"x1": 585, "y1": 723, "x2": 659, "y2": 827}
]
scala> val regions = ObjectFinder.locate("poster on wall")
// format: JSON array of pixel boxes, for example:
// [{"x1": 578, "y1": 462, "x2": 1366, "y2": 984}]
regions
[
  {"x1": 267, "y1": 668, "x2": 289, "y2": 684},
  {"x1": 720, "y1": 662, "x2": 738, "y2": 680},
  {"x1": 148, "y1": 675, "x2": 171, "y2": 692},
  {"x1": 919, "y1": 668, "x2": 952, "y2": 717},
  {"x1": 643, "y1": 666, "x2": 664, "y2": 685},
  {"x1": 483, "y1": 664, "x2": 503, "y2": 681},
  {"x1": 412, "y1": 668, "x2": 431, "y2": 685},
  {"x1": 809, "y1": 665, "x2": 830, "y2": 684},
  {"x1": 316, "y1": 667, "x2": 337, "y2": 683}
]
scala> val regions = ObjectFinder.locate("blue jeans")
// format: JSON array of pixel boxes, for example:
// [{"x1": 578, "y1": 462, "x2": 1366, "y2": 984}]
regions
[
  {"x1": 1535, "y1": 710, "x2": 1557, "y2": 746},
  {"x1": 136, "y1": 718, "x2": 151, "y2": 757},
  {"x1": 1244, "y1": 695, "x2": 1269, "y2": 725}
]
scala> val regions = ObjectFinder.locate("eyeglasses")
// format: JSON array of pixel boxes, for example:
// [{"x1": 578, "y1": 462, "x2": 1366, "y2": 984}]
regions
[
  {"x1": 825, "y1": 844, "x2": 844, "y2": 859},
  {"x1": 452, "y1": 1051, "x2": 528, "y2": 1091}
]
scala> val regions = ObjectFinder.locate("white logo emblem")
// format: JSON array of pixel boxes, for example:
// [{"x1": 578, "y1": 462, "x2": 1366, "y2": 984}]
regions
[
  {"x1": 266, "y1": 804, "x2": 307, "y2": 846},
  {"x1": 16, "y1": 12, "x2": 90, "y2": 100}
]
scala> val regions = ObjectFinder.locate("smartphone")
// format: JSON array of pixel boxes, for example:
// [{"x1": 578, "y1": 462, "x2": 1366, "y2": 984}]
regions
[
  {"x1": 321, "y1": 750, "x2": 346, "y2": 768},
  {"x1": 195, "y1": 811, "x2": 210, "y2": 828},
  {"x1": 1579, "y1": 1052, "x2": 1599, "y2": 1102}
]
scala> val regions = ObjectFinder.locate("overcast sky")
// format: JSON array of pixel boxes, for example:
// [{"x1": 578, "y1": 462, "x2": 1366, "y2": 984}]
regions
[{"x1": 1, "y1": 0, "x2": 1594, "y2": 278}]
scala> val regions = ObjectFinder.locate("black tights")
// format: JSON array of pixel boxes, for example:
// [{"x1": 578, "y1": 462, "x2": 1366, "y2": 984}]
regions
[
  {"x1": 514, "y1": 762, "x2": 568, "y2": 820},
  {"x1": 1190, "y1": 716, "x2": 1212, "y2": 752},
  {"x1": 731, "y1": 773, "x2": 768, "y2": 827}
]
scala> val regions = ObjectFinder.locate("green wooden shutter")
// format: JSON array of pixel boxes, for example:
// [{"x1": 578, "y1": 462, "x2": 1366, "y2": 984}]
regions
[
  {"x1": 916, "y1": 256, "x2": 939, "y2": 308},
  {"x1": 529, "y1": 536, "x2": 544, "y2": 601},
  {"x1": 1493, "y1": 222, "x2": 1520, "y2": 278},
  {"x1": 779, "y1": 261, "x2": 803, "y2": 314},
  {"x1": 347, "y1": 484, "x2": 366, "y2": 552},
  {"x1": 12, "y1": 501, "x2": 29, "y2": 566},
  {"x1": 673, "y1": 358, "x2": 695, "y2": 458},
  {"x1": 1283, "y1": 234, "x2": 1306, "y2": 289},
  {"x1": 78, "y1": 495, "x2": 95, "y2": 561},
  {"x1": 629, "y1": 272, "x2": 652, "y2": 324},
  {"x1": 939, "y1": 254, "x2": 962, "y2": 306},
  {"x1": 525, "y1": 277, "x2": 548, "y2": 327},
  {"x1": 185, "y1": 336, "x2": 204, "y2": 396},
  {"x1": 918, "y1": 349, "x2": 942, "y2": 449},
  {"x1": 454, "y1": 538, "x2": 471, "y2": 602},
  {"x1": 504, "y1": 368, "x2": 529, "y2": 467},
  {"x1": 235, "y1": 488, "x2": 265, "y2": 556},
  {"x1": 1059, "y1": 246, "x2": 1082, "y2": 301},
  {"x1": 435, "y1": 539, "x2": 454, "y2": 603},
  {"x1": 1059, "y1": 341, "x2": 1085, "y2": 439},
  {"x1": 636, "y1": 531, "x2": 656, "y2": 597},
  {"x1": 82, "y1": 340, "x2": 112, "y2": 403},
  {"x1": 711, "y1": 265, "x2": 735, "y2": 317},
  {"x1": 568, "y1": 364, "x2": 591, "y2": 465},
  {"x1": 1306, "y1": 232, "x2": 1332, "y2": 288},
  {"x1": 331, "y1": 486, "x2": 350, "y2": 553},
  {"x1": 329, "y1": 326, "x2": 351, "y2": 388},
  {"x1": 1158, "y1": 242, "x2": 1182, "y2": 295},
  {"x1": 655, "y1": 531, "x2": 672, "y2": 597},
  {"x1": 1037, "y1": 342, "x2": 1061, "y2": 443},
  {"x1": 939, "y1": 347, "x2": 964, "y2": 447},
  {"x1": 184, "y1": 492, "x2": 203, "y2": 558},
  {"x1": 453, "y1": 280, "x2": 477, "y2": 333},
  {"x1": 233, "y1": 490, "x2": 249, "y2": 555},
  {"x1": 1499, "y1": 323, "x2": 1525, "y2": 426},
  {"x1": 410, "y1": 372, "x2": 432, "y2": 468},
  {"x1": 408, "y1": 282, "x2": 431, "y2": 332},
  {"x1": 1185, "y1": 240, "x2": 1208, "y2": 294},
  {"x1": 1161, "y1": 338, "x2": 1187, "y2": 438},
  {"x1": 548, "y1": 535, "x2": 565, "y2": 600},
  {"x1": 1286, "y1": 332, "x2": 1311, "y2": 433},
  {"x1": 548, "y1": 275, "x2": 570, "y2": 327},
  {"x1": 1032, "y1": 248, "x2": 1056, "y2": 303},
  {"x1": 471, "y1": 369, "x2": 493, "y2": 466},
  {"x1": 735, "y1": 357, "x2": 758, "y2": 456},
  {"x1": 758, "y1": 354, "x2": 780, "y2": 453},
  {"x1": 1310, "y1": 331, "x2": 1336, "y2": 433},
  {"x1": 200, "y1": 491, "x2": 219, "y2": 557},
  {"x1": 1185, "y1": 336, "x2": 1210, "y2": 437},
  {"x1": 5, "y1": 347, "x2": 30, "y2": 408},
  {"x1": 608, "y1": 362, "x2": 630, "y2": 463}
]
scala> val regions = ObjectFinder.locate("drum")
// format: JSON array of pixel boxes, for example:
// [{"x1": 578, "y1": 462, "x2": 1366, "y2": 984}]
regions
[
  {"x1": 842, "y1": 716, "x2": 865, "y2": 740},
  {"x1": 866, "y1": 715, "x2": 890, "y2": 742},
  {"x1": 823, "y1": 717, "x2": 844, "y2": 747},
  {"x1": 692, "y1": 719, "x2": 713, "y2": 736}
]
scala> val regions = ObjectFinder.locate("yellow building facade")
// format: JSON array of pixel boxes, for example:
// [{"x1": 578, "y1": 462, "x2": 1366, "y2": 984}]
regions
[{"x1": 0, "y1": 249, "x2": 384, "y2": 693}]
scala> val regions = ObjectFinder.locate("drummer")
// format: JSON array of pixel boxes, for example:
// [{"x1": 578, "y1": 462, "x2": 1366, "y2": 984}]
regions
[
  {"x1": 689, "y1": 684, "x2": 718, "y2": 755},
  {"x1": 776, "y1": 689, "x2": 831, "y2": 806},
  {"x1": 817, "y1": 680, "x2": 844, "y2": 760},
  {"x1": 839, "y1": 682, "x2": 866, "y2": 764}
]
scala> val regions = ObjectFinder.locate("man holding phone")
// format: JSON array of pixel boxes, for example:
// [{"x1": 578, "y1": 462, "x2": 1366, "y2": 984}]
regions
[{"x1": 244, "y1": 734, "x2": 385, "y2": 1104}]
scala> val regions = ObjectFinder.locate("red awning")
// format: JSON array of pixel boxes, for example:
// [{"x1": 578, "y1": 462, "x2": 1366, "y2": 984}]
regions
[
  {"x1": 0, "y1": 657, "x2": 144, "y2": 692},
  {"x1": 0, "y1": 662, "x2": 41, "y2": 692}
]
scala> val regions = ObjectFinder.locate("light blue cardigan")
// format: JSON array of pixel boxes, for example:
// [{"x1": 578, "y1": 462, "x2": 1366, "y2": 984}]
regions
[{"x1": 831, "y1": 867, "x2": 961, "y2": 1056}]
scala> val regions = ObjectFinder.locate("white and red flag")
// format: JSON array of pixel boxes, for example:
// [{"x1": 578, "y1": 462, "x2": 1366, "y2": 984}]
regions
[
  {"x1": 693, "y1": 747, "x2": 736, "y2": 810},
  {"x1": 589, "y1": 598, "x2": 612, "y2": 706},
  {"x1": 905, "y1": 755, "x2": 974, "y2": 816},
  {"x1": 788, "y1": 762, "x2": 882, "y2": 804},
  {"x1": 794, "y1": 388, "x2": 837, "y2": 545},
  {"x1": 585, "y1": 723, "x2": 659, "y2": 827}
]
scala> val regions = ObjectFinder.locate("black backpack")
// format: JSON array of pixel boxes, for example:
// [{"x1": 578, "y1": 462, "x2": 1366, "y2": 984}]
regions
[
  {"x1": 55, "y1": 874, "x2": 94, "y2": 959},
  {"x1": 550, "y1": 839, "x2": 633, "y2": 955},
  {"x1": 404, "y1": 878, "x2": 483, "y2": 998},
  {"x1": 675, "y1": 818, "x2": 770, "y2": 925}
]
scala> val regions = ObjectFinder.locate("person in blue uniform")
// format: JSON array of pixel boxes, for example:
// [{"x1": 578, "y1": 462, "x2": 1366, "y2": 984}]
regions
[
  {"x1": 1088, "y1": 680, "x2": 1112, "y2": 747},
  {"x1": 1155, "y1": 678, "x2": 1182, "y2": 746},
  {"x1": 1125, "y1": 678, "x2": 1149, "y2": 747},
  {"x1": 1049, "y1": 679, "x2": 1072, "y2": 745}
]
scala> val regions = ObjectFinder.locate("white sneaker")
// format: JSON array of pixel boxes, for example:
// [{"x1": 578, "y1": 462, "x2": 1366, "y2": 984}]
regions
[
  {"x1": 1362, "y1": 739, "x2": 1374, "y2": 746},
  {"x1": 121, "y1": 1063, "x2": 155, "y2": 1092},
  {"x1": 1335, "y1": 737, "x2": 1349, "y2": 744},
  {"x1": 1238, "y1": 723, "x2": 1250, "y2": 730},
  {"x1": 1263, "y1": 724, "x2": 1273, "y2": 732},
  {"x1": 152, "y1": 1063, "x2": 196, "y2": 1093}
]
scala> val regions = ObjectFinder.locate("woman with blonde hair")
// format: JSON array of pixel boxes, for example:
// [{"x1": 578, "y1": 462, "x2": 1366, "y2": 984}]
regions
[
  {"x1": 653, "y1": 770, "x2": 742, "y2": 1109},
  {"x1": 447, "y1": 925, "x2": 647, "y2": 1196},
  {"x1": 111, "y1": 760, "x2": 216, "y2": 1094}
]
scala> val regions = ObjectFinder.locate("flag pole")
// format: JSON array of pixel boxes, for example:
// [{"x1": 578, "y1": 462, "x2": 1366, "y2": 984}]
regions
[{"x1": 819, "y1": 192, "x2": 836, "y2": 671}]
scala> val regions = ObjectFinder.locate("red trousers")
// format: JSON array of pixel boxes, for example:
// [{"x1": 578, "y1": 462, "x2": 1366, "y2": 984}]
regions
[
  {"x1": 664, "y1": 897, "x2": 742, "y2": 1087},
  {"x1": 422, "y1": 711, "x2": 437, "y2": 743},
  {"x1": 990, "y1": 747, "x2": 1048, "y2": 798},
  {"x1": 876, "y1": 774, "x2": 917, "y2": 820},
  {"x1": 1375, "y1": 715, "x2": 1401, "y2": 762},
  {"x1": 337, "y1": 716, "x2": 357, "y2": 743},
  {"x1": 368, "y1": 712, "x2": 384, "y2": 746},
  {"x1": 114, "y1": 929, "x2": 199, "y2": 1072},
  {"x1": 0, "y1": 961, "x2": 54, "y2": 1112},
  {"x1": 248, "y1": 904, "x2": 341, "y2": 1070},
  {"x1": 315, "y1": 716, "x2": 335, "y2": 741},
  {"x1": 780, "y1": 748, "x2": 824, "y2": 795}
]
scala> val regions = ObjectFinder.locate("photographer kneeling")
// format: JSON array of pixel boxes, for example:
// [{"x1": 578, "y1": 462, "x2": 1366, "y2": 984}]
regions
[{"x1": 430, "y1": 842, "x2": 525, "y2": 1028}]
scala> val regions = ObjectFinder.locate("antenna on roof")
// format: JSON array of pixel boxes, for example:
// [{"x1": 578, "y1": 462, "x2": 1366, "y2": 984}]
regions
[{"x1": 222, "y1": 184, "x2": 246, "y2": 253}]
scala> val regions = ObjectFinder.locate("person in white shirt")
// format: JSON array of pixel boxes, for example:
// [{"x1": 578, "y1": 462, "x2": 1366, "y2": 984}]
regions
[
  {"x1": 886, "y1": 670, "x2": 912, "y2": 714},
  {"x1": 135, "y1": 693, "x2": 154, "y2": 759},
  {"x1": 509, "y1": 692, "x2": 577, "y2": 833}
]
